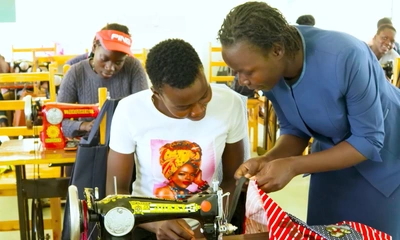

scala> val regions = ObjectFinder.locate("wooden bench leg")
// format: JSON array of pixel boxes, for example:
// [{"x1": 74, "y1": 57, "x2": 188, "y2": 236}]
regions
[{"x1": 49, "y1": 198, "x2": 62, "y2": 240}]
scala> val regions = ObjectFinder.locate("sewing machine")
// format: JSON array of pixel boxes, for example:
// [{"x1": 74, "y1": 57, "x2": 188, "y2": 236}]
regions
[
  {"x1": 68, "y1": 180, "x2": 238, "y2": 240},
  {"x1": 24, "y1": 96, "x2": 99, "y2": 149},
  {"x1": 382, "y1": 60, "x2": 393, "y2": 79}
]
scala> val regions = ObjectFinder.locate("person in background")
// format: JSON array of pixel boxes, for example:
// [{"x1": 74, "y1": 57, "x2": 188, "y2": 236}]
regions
[
  {"x1": 296, "y1": 14, "x2": 315, "y2": 26},
  {"x1": 66, "y1": 24, "x2": 129, "y2": 66},
  {"x1": 65, "y1": 51, "x2": 92, "y2": 66},
  {"x1": 57, "y1": 23, "x2": 148, "y2": 138},
  {"x1": 218, "y1": 1, "x2": 400, "y2": 238},
  {"x1": 369, "y1": 24, "x2": 400, "y2": 63},
  {"x1": 65, "y1": 38, "x2": 96, "y2": 66},
  {"x1": 106, "y1": 39, "x2": 247, "y2": 240},
  {"x1": 377, "y1": 17, "x2": 400, "y2": 55}
]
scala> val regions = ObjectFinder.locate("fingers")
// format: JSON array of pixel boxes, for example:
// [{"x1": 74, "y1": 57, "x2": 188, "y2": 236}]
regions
[
  {"x1": 254, "y1": 162, "x2": 290, "y2": 193},
  {"x1": 234, "y1": 158, "x2": 261, "y2": 179},
  {"x1": 88, "y1": 120, "x2": 95, "y2": 130},
  {"x1": 256, "y1": 180, "x2": 276, "y2": 193},
  {"x1": 85, "y1": 120, "x2": 95, "y2": 131},
  {"x1": 234, "y1": 164, "x2": 251, "y2": 179},
  {"x1": 157, "y1": 220, "x2": 194, "y2": 240},
  {"x1": 175, "y1": 219, "x2": 194, "y2": 238}
]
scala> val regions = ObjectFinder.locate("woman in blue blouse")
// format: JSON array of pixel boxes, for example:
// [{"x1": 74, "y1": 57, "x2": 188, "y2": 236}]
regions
[{"x1": 219, "y1": 2, "x2": 400, "y2": 238}]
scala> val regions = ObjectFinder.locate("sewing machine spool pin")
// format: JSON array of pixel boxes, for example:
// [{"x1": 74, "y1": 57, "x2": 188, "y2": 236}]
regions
[{"x1": 113, "y1": 176, "x2": 117, "y2": 195}]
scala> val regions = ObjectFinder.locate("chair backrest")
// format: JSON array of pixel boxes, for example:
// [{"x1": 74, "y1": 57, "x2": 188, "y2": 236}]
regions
[
  {"x1": 0, "y1": 64, "x2": 57, "y2": 136},
  {"x1": 12, "y1": 44, "x2": 57, "y2": 72},
  {"x1": 63, "y1": 64, "x2": 71, "y2": 75},
  {"x1": 208, "y1": 43, "x2": 235, "y2": 84},
  {"x1": 35, "y1": 54, "x2": 81, "y2": 71},
  {"x1": 132, "y1": 48, "x2": 148, "y2": 69}
]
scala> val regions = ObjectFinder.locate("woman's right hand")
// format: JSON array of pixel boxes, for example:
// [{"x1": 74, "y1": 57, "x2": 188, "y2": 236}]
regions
[
  {"x1": 155, "y1": 219, "x2": 195, "y2": 240},
  {"x1": 79, "y1": 120, "x2": 95, "y2": 132},
  {"x1": 234, "y1": 155, "x2": 274, "y2": 180}
]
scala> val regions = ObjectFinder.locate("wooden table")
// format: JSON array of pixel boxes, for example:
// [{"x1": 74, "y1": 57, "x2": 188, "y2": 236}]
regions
[
  {"x1": 199, "y1": 232, "x2": 269, "y2": 239},
  {"x1": 0, "y1": 138, "x2": 76, "y2": 240}
]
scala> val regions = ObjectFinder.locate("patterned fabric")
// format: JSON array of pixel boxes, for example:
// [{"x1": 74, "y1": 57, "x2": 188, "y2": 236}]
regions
[
  {"x1": 244, "y1": 180, "x2": 269, "y2": 233},
  {"x1": 244, "y1": 180, "x2": 392, "y2": 240}
]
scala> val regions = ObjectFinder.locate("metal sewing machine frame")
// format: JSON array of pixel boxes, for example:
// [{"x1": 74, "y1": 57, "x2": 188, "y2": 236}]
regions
[
  {"x1": 68, "y1": 180, "x2": 237, "y2": 240},
  {"x1": 24, "y1": 95, "x2": 100, "y2": 149}
]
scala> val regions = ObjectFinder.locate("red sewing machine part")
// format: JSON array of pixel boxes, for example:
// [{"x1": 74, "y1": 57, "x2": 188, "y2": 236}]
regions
[{"x1": 40, "y1": 103, "x2": 99, "y2": 149}]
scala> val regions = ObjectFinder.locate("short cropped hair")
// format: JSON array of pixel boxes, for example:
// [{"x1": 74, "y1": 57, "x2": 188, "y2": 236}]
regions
[
  {"x1": 145, "y1": 39, "x2": 203, "y2": 92},
  {"x1": 296, "y1": 15, "x2": 315, "y2": 26}
]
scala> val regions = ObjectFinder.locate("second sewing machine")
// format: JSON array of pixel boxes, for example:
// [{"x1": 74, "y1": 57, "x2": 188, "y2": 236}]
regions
[{"x1": 23, "y1": 95, "x2": 99, "y2": 150}]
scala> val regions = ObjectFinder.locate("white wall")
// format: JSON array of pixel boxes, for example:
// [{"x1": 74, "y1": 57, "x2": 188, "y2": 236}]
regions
[{"x1": 0, "y1": 0, "x2": 398, "y2": 76}]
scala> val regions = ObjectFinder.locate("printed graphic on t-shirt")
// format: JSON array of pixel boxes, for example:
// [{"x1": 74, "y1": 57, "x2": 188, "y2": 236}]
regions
[{"x1": 151, "y1": 140, "x2": 215, "y2": 201}]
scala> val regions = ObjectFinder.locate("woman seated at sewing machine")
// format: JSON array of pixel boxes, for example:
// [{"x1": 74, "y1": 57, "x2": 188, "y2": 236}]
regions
[
  {"x1": 107, "y1": 39, "x2": 247, "y2": 240},
  {"x1": 369, "y1": 24, "x2": 399, "y2": 81},
  {"x1": 57, "y1": 23, "x2": 148, "y2": 138},
  {"x1": 370, "y1": 24, "x2": 399, "y2": 63}
]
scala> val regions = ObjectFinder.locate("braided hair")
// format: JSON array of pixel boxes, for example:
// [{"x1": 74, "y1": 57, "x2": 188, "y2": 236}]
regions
[{"x1": 218, "y1": 1, "x2": 301, "y2": 57}]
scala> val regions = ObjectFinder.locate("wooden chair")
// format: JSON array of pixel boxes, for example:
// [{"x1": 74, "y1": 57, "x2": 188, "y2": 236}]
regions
[
  {"x1": 392, "y1": 57, "x2": 400, "y2": 88},
  {"x1": 208, "y1": 43, "x2": 234, "y2": 84},
  {"x1": 12, "y1": 44, "x2": 57, "y2": 72},
  {"x1": 63, "y1": 64, "x2": 71, "y2": 75},
  {"x1": 257, "y1": 97, "x2": 278, "y2": 152},
  {"x1": 0, "y1": 64, "x2": 57, "y2": 136},
  {"x1": 35, "y1": 54, "x2": 80, "y2": 71},
  {"x1": 247, "y1": 98, "x2": 261, "y2": 152},
  {"x1": 132, "y1": 48, "x2": 148, "y2": 69}
]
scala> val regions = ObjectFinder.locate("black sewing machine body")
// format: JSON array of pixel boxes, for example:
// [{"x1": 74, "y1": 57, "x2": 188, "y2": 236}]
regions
[
  {"x1": 69, "y1": 182, "x2": 237, "y2": 240},
  {"x1": 382, "y1": 60, "x2": 393, "y2": 79}
]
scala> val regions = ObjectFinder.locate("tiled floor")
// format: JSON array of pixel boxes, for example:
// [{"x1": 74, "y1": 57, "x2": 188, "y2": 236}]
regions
[{"x1": 0, "y1": 125, "x2": 310, "y2": 239}]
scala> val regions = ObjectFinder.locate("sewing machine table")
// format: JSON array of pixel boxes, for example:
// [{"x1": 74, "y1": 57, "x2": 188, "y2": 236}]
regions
[{"x1": 0, "y1": 138, "x2": 76, "y2": 240}]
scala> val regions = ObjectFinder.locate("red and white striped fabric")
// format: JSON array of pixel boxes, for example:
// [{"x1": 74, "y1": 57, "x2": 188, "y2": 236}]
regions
[{"x1": 244, "y1": 180, "x2": 392, "y2": 240}]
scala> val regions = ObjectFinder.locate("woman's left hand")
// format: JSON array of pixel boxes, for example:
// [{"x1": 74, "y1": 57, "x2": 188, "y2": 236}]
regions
[{"x1": 253, "y1": 157, "x2": 298, "y2": 193}]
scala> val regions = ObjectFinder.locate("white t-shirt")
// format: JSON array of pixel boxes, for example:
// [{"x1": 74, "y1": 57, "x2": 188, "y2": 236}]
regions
[
  {"x1": 379, "y1": 49, "x2": 400, "y2": 64},
  {"x1": 109, "y1": 84, "x2": 246, "y2": 199}
]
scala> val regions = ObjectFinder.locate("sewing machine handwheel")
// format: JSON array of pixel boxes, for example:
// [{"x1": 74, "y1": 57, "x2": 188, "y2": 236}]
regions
[{"x1": 69, "y1": 185, "x2": 86, "y2": 240}]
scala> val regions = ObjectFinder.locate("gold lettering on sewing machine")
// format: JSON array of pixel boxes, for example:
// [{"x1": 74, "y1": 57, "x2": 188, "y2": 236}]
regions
[
  {"x1": 99, "y1": 195, "x2": 130, "y2": 204},
  {"x1": 129, "y1": 201, "x2": 200, "y2": 215},
  {"x1": 63, "y1": 109, "x2": 95, "y2": 115},
  {"x1": 129, "y1": 201, "x2": 150, "y2": 215},
  {"x1": 45, "y1": 138, "x2": 62, "y2": 143}
]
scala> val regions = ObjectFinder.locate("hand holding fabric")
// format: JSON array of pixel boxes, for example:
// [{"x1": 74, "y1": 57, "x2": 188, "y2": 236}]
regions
[{"x1": 235, "y1": 156, "x2": 297, "y2": 193}]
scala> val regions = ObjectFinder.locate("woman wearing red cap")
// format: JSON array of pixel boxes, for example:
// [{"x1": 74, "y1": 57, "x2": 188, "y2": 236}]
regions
[{"x1": 57, "y1": 23, "x2": 148, "y2": 138}]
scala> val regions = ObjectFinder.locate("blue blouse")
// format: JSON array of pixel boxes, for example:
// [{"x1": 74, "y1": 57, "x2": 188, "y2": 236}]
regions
[{"x1": 264, "y1": 26, "x2": 400, "y2": 197}]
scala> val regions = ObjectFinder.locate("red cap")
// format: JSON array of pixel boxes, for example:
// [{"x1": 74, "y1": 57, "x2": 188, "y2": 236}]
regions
[{"x1": 96, "y1": 30, "x2": 133, "y2": 56}]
